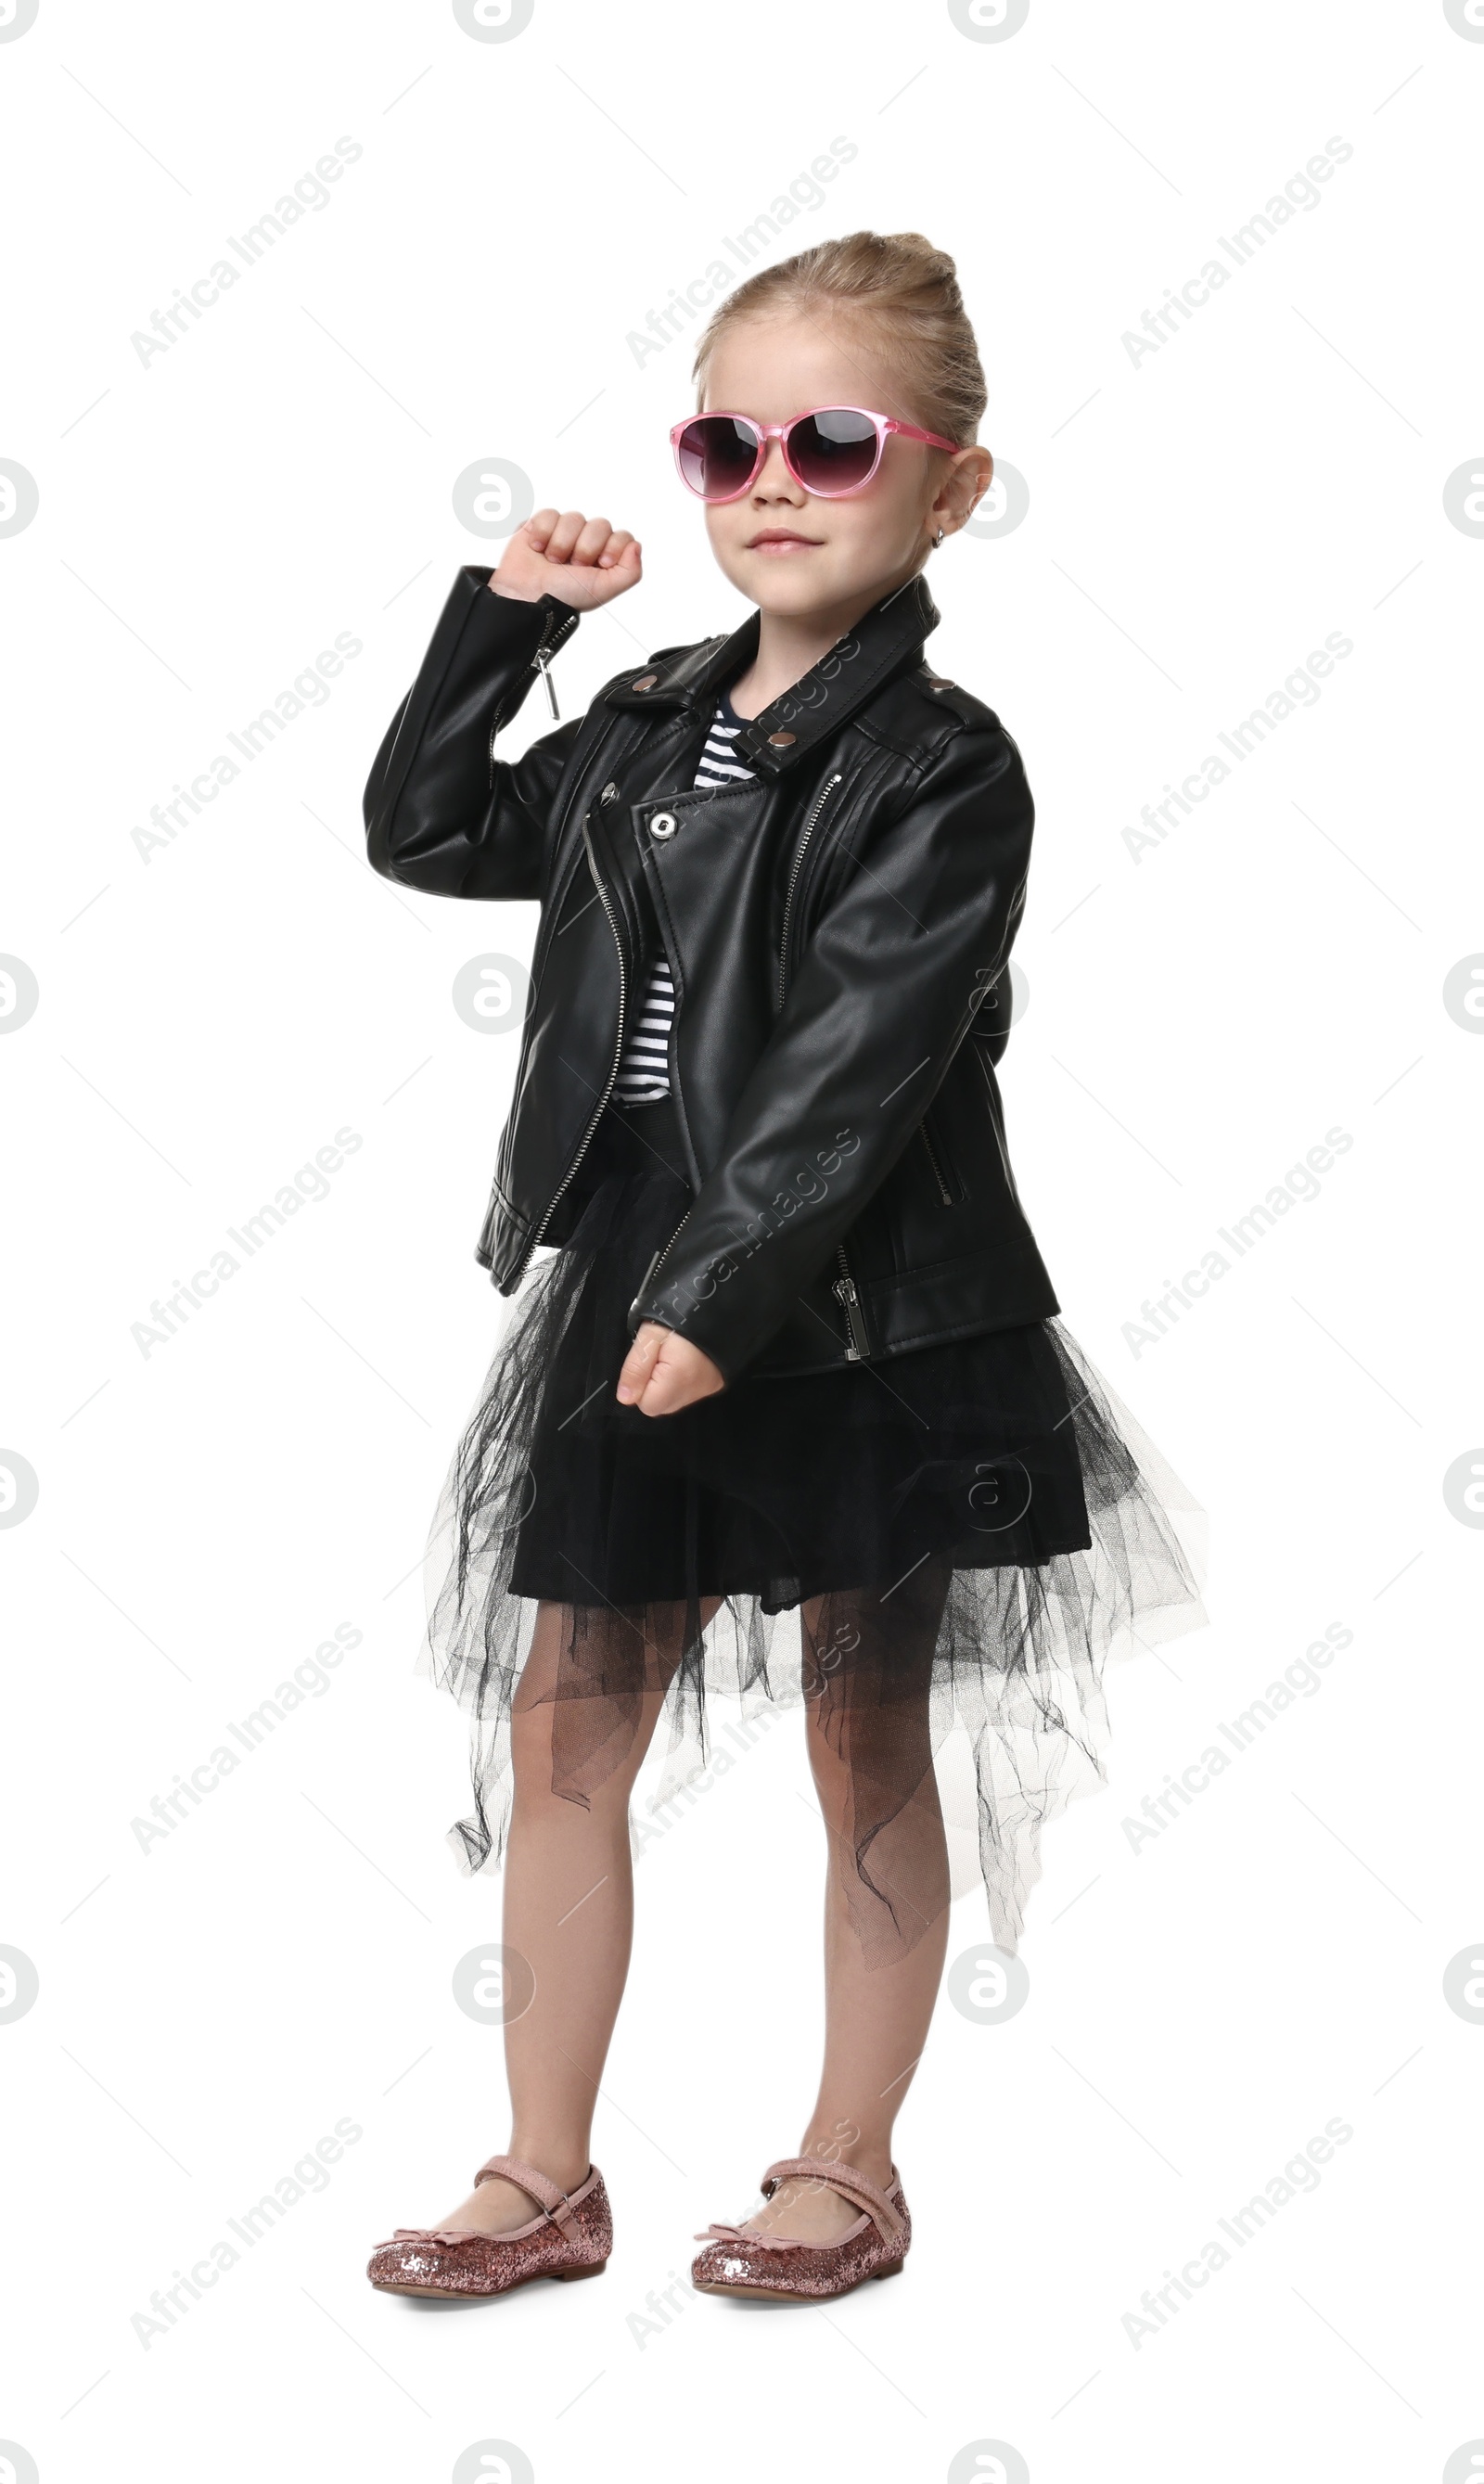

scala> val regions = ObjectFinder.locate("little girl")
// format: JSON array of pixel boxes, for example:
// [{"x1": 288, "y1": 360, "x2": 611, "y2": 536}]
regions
[{"x1": 361, "y1": 230, "x2": 1205, "y2": 2307}]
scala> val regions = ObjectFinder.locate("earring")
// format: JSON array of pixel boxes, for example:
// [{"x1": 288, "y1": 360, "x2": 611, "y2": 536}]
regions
[{"x1": 932, "y1": 527, "x2": 945, "y2": 546}]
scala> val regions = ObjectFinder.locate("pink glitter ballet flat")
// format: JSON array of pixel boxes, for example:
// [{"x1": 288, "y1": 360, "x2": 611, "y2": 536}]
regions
[
  {"x1": 691, "y1": 2156, "x2": 910, "y2": 2303},
  {"x1": 366, "y1": 2153, "x2": 612, "y2": 2300}
]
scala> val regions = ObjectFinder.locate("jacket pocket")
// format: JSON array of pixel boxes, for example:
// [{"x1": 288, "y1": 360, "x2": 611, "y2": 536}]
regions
[{"x1": 919, "y1": 1104, "x2": 966, "y2": 1206}]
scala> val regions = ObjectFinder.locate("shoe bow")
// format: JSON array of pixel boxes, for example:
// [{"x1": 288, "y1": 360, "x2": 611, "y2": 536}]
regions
[
  {"x1": 693, "y1": 2222, "x2": 801, "y2": 2253},
  {"x1": 378, "y1": 2224, "x2": 485, "y2": 2247}
]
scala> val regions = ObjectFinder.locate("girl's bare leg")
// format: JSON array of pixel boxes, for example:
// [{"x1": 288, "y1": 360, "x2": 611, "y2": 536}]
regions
[
  {"x1": 432, "y1": 1591, "x2": 719, "y2": 2234},
  {"x1": 745, "y1": 1563, "x2": 953, "y2": 2243}
]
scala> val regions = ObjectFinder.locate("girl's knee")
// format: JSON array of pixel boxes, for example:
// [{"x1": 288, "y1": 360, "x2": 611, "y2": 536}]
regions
[
  {"x1": 509, "y1": 1688, "x2": 665, "y2": 1817},
  {"x1": 803, "y1": 1704, "x2": 857, "y2": 1838}
]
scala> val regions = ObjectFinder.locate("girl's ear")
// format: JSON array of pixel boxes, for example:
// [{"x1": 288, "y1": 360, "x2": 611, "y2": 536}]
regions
[{"x1": 938, "y1": 443, "x2": 993, "y2": 534}]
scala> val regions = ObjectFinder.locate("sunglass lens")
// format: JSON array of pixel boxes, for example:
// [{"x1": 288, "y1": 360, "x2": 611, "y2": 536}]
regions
[
  {"x1": 789, "y1": 408, "x2": 879, "y2": 493},
  {"x1": 675, "y1": 416, "x2": 760, "y2": 500}
]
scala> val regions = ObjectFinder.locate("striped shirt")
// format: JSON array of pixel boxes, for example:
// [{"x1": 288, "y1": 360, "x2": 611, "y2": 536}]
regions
[{"x1": 611, "y1": 686, "x2": 757, "y2": 1108}]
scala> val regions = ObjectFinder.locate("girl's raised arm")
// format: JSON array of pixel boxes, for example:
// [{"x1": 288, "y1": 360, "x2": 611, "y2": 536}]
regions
[{"x1": 363, "y1": 511, "x2": 641, "y2": 903}]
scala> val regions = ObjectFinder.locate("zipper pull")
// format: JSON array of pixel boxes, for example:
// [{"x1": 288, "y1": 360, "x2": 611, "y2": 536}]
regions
[
  {"x1": 535, "y1": 643, "x2": 559, "y2": 719},
  {"x1": 832, "y1": 1271, "x2": 870, "y2": 1361}
]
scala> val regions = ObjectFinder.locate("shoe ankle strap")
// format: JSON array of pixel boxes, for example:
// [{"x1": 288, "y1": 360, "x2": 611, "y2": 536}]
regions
[
  {"x1": 473, "y1": 2153, "x2": 583, "y2": 2233},
  {"x1": 761, "y1": 2156, "x2": 905, "y2": 2247}
]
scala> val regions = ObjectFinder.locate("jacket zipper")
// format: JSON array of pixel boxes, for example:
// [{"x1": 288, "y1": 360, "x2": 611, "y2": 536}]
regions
[
  {"x1": 643, "y1": 768, "x2": 864, "y2": 1350},
  {"x1": 637, "y1": 1200, "x2": 694, "y2": 1308},
  {"x1": 489, "y1": 604, "x2": 576, "y2": 780},
  {"x1": 832, "y1": 1244, "x2": 870, "y2": 1360},
  {"x1": 783, "y1": 768, "x2": 869, "y2": 1358},
  {"x1": 973, "y1": 1043, "x2": 1025, "y2": 1209},
  {"x1": 641, "y1": 1223, "x2": 872, "y2": 1364},
  {"x1": 775, "y1": 771, "x2": 845, "y2": 1011},
  {"x1": 920, "y1": 1115, "x2": 955, "y2": 1207},
  {"x1": 498, "y1": 717, "x2": 721, "y2": 1298},
  {"x1": 641, "y1": 766, "x2": 847, "y2": 1310},
  {"x1": 506, "y1": 755, "x2": 867, "y2": 1358},
  {"x1": 534, "y1": 643, "x2": 559, "y2": 718},
  {"x1": 643, "y1": 1228, "x2": 871, "y2": 1357},
  {"x1": 504, "y1": 816, "x2": 627, "y2": 1287}
]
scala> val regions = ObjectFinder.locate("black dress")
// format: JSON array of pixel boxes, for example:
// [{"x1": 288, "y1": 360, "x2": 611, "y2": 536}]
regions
[
  {"x1": 507, "y1": 1088, "x2": 1097, "y2": 1607},
  {"x1": 414, "y1": 704, "x2": 1209, "y2": 1964}
]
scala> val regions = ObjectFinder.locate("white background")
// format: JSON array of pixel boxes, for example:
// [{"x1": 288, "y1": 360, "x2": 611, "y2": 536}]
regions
[{"x1": 2, "y1": 1, "x2": 1480, "y2": 2478}]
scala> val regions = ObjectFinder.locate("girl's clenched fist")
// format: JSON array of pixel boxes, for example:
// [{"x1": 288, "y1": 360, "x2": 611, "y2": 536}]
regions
[{"x1": 491, "y1": 509, "x2": 642, "y2": 611}]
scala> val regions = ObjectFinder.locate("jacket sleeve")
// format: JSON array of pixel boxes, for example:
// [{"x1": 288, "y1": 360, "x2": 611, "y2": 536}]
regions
[
  {"x1": 628, "y1": 723, "x2": 1034, "y2": 1382},
  {"x1": 364, "y1": 567, "x2": 582, "y2": 901}
]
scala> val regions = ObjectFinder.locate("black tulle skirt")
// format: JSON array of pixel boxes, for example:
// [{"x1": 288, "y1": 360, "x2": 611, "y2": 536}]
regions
[{"x1": 416, "y1": 1094, "x2": 1208, "y2": 1961}]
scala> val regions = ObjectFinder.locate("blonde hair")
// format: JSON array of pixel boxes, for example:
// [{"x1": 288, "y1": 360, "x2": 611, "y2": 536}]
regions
[{"x1": 690, "y1": 229, "x2": 986, "y2": 450}]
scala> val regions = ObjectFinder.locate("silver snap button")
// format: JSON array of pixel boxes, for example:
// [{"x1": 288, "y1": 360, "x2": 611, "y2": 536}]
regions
[
  {"x1": 767, "y1": 730, "x2": 797, "y2": 748},
  {"x1": 650, "y1": 811, "x2": 678, "y2": 839},
  {"x1": 600, "y1": 781, "x2": 619, "y2": 803},
  {"x1": 633, "y1": 673, "x2": 657, "y2": 692}
]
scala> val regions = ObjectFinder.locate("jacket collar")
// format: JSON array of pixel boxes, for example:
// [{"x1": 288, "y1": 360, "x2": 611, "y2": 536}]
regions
[{"x1": 602, "y1": 570, "x2": 940, "y2": 777}]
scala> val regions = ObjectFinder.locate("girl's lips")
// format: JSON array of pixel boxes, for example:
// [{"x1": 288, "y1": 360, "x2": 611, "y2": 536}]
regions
[{"x1": 748, "y1": 536, "x2": 823, "y2": 554}]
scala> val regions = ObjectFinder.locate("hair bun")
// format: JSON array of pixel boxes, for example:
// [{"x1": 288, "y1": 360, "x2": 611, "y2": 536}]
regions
[{"x1": 689, "y1": 227, "x2": 985, "y2": 448}]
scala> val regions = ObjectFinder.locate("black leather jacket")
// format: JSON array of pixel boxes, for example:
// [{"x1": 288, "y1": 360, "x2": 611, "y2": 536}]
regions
[{"x1": 363, "y1": 566, "x2": 1060, "y2": 1385}]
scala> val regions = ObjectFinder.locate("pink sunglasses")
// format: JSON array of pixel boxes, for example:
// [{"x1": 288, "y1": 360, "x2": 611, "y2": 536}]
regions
[{"x1": 670, "y1": 404, "x2": 961, "y2": 503}]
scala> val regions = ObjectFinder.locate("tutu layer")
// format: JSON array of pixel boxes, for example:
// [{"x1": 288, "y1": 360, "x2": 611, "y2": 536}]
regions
[{"x1": 415, "y1": 1095, "x2": 1209, "y2": 1958}]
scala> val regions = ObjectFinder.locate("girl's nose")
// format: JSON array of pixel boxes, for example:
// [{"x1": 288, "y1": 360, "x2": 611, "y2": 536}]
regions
[{"x1": 752, "y1": 435, "x2": 802, "y2": 497}]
